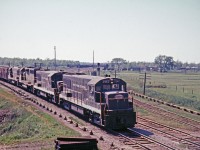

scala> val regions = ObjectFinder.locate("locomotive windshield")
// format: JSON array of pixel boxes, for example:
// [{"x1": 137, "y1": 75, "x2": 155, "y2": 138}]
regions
[
  {"x1": 94, "y1": 78, "x2": 127, "y2": 103},
  {"x1": 105, "y1": 92, "x2": 129, "y2": 110}
]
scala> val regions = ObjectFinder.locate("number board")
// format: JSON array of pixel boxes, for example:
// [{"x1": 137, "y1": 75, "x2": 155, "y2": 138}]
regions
[
  {"x1": 102, "y1": 79, "x2": 110, "y2": 84},
  {"x1": 114, "y1": 94, "x2": 124, "y2": 99}
]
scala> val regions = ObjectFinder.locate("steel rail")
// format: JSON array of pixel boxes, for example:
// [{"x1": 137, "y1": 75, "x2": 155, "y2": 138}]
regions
[
  {"x1": 137, "y1": 122, "x2": 200, "y2": 149},
  {"x1": 134, "y1": 99, "x2": 200, "y2": 130},
  {"x1": 127, "y1": 128, "x2": 176, "y2": 150}
]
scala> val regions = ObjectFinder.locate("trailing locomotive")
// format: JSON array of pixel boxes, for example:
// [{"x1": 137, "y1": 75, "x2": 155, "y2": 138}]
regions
[{"x1": 0, "y1": 65, "x2": 136, "y2": 130}]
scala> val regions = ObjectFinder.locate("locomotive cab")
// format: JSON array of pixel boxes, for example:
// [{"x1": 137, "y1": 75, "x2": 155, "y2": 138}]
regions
[
  {"x1": 92, "y1": 77, "x2": 136, "y2": 129},
  {"x1": 103, "y1": 91, "x2": 136, "y2": 129}
]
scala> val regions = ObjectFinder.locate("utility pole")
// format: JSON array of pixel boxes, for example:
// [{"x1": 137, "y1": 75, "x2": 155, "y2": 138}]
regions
[
  {"x1": 54, "y1": 46, "x2": 56, "y2": 71},
  {"x1": 139, "y1": 72, "x2": 151, "y2": 95},
  {"x1": 93, "y1": 50, "x2": 94, "y2": 71},
  {"x1": 143, "y1": 72, "x2": 146, "y2": 95}
]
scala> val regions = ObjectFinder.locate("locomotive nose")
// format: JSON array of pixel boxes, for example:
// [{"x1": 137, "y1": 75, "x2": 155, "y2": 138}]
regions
[{"x1": 116, "y1": 116, "x2": 126, "y2": 125}]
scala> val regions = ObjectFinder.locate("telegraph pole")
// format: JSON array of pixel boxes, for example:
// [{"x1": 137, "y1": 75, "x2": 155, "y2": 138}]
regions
[
  {"x1": 93, "y1": 50, "x2": 94, "y2": 71},
  {"x1": 54, "y1": 46, "x2": 56, "y2": 71},
  {"x1": 139, "y1": 72, "x2": 151, "y2": 95},
  {"x1": 143, "y1": 72, "x2": 146, "y2": 95}
]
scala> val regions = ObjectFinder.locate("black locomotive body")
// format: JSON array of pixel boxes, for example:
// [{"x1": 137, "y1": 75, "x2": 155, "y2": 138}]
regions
[{"x1": 0, "y1": 65, "x2": 136, "y2": 130}]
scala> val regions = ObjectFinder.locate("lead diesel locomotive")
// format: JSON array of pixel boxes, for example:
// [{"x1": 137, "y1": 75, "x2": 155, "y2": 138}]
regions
[{"x1": 0, "y1": 65, "x2": 136, "y2": 130}]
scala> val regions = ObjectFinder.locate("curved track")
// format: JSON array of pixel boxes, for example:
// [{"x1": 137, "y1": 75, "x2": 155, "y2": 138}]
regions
[{"x1": 137, "y1": 117, "x2": 200, "y2": 150}]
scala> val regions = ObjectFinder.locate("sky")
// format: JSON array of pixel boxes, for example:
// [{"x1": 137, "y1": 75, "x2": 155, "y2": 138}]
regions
[{"x1": 0, "y1": 0, "x2": 200, "y2": 63}]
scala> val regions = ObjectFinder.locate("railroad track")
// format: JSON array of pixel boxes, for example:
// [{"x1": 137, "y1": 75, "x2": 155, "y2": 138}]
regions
[
  {"x1": 134, "y1": 98, "x2": 200, "y2": 131},
  {"x1": 0, "y1": 80, "x2": 145, "y2": 149},
  {"x1": 137, "y1": 117, "x2": 200, "y2": 150},
  {"x1": 130, "y1": 91, "x2": 200, "y2": 116},
  {"x1": 114, "y1": 128, "x2": 176, "y2": 150},
  {"x1": 1, "y1": 79, "x2": 199, "y2": 149}
]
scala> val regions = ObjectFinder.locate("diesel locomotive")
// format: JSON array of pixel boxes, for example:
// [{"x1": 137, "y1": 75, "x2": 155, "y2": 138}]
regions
[{"x1": 0, "y1": 65, "x2": 136, "y2": 130}]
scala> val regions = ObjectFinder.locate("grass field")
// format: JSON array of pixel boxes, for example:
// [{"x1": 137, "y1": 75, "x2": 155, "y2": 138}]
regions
[
  {"x1": 104, "y1": 71, "x2": 200, "y2": 111},
  {"x1": 0, "y1": 87, "x2": 80, "y2": 145}
]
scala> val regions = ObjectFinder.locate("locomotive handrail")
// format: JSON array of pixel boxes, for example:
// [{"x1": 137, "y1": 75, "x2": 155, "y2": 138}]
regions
[{"x1": 95, "y1": 91, "x2": 103, "y2": 124}]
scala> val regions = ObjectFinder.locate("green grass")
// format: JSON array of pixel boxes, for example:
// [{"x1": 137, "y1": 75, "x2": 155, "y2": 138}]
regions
[
  {"x1": 0, "y1": 88, "x2": 80, "y2": 145},
  {"x1": 116, "y1": 71, "x2": 200, "y2": 111}
]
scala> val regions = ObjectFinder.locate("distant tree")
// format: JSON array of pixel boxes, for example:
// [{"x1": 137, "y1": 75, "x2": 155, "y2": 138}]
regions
[
  {"x1": 165, "y1": 56, "x2": 174, "y2": 70},
  {"x1": 174, "y1": 60, "x2": 183, "y2": 69},
  {"x1": 129, "y1": 61, "x2": 137, "y2": 68},
  {"x1": 182, "y1": 62, "x2": 189, "y2": 68},
  {"x1": 188, "y1": 62, "x2": 196, "y2": 68},
  {"x1": 154, "y1": 55, "x2": 175, "y2": 71},
  {"x1": 125, "y1": 61, "x2": 130, "y2": 70},
  {"x1": 198, "y1": 63, "x2": 200, "y2": 71},
  {"x1": 155, "y1": 55, "x2": 165, "y2": 70},
  {"x1": 111, "y1": 58, "x2": 126, "y2": 71}
]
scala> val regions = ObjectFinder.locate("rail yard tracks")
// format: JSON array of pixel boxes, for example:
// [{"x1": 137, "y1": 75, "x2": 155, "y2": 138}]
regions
[
  {"x1": 130, "y1": 91, "x2": 200, "y2": 116},
  {"x1": 137, "y1": 117, "x2": 200, "y2": 150},
  {"x1": 134, "y1": 98, "x2": 200, "y2": 131},
  {"x1": 1, "y1": 79, "x2": 200, "y2": 149},
  {"x1": 111, "y1": 128, "x2": 176, "y2": 150}
]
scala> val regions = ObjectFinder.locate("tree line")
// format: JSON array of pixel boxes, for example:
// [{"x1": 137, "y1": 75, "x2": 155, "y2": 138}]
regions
[
  {"x1": 0, "y1": 57, "x2": 80, "y2": 68},
  {"x1": 110, "y1": 55, "x2": 200, "y2": 72},
  {"x1": 0, "y1": 56, "x2": 199, "y2": 72}
]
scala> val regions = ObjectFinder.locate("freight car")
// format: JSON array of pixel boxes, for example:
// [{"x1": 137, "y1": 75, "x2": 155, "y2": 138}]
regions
[{"x1": 0, "y1": 65, "x2": 136, "y2": 130}]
